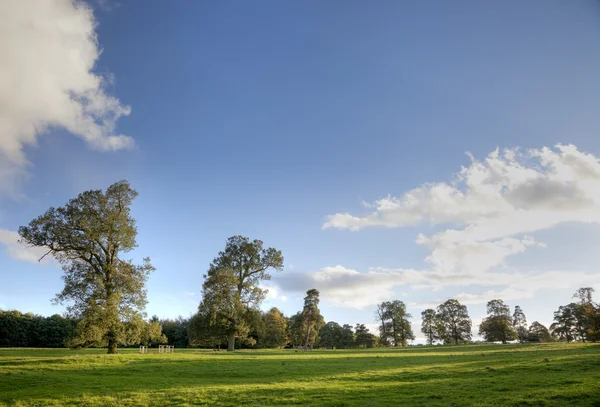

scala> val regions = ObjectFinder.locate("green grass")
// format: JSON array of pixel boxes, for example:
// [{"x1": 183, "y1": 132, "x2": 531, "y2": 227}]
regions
[{"x1": 1, "y1": 343, "x2": 599, "y2": 406}]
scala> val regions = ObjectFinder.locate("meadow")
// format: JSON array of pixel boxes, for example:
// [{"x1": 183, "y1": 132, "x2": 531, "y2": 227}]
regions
[{"x1": 0, "y1": 343, "x2": 599, "y2": 407}]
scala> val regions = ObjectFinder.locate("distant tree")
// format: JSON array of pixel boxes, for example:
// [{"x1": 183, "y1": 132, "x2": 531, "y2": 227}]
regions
[
  {"x1": 550, "y1": 304, "x2": 578, "y2": 342},
  {"x1": 302, "y1": 289, "x2": 323, "y2": 349},
  {"x1": 573, "y1": 287, "x2": 595, "y2": 306},
  {"x1": 355, "y1": 323, "x2": 377, "y2": 348},
  {"x1": 261, "y1": 307, "x2": 288, "y2": 348},
  {"x1": 421, "y1": 309, "x2": 439, "y2": 345},
  {"x1": 160, "y1": 317, "x2": 189, "y2": 348},
  {"x1": 198, "y1": 236, "x2": 284, "y2": 351},
  {"x1": 318, "y1": 321, "x2": 343, "y2": 349},
  {"x1": 512, "y1": 306, "x2": 528, "y2": 344},
  {"x1": 18, "y1": 181, "x2": 155, "y2": 354},
  {"x1": 478, "y1": 299, "x2": 517, "y2": 344},
  {"x1": 528, "y1": 321, "x2": 552, "y2": 342},
  {"x1": 376, "y1": 300, "x2": 414, "y2": 347},
  {"x1": 339, "y1": 324, "x2": 355, "y2": 348},
  {"x1": 287, "y1": 312, "x2": 307, "y2": 347},
  {"x1": 436, "y1": 299, "x2": 472, "y2": 344}
]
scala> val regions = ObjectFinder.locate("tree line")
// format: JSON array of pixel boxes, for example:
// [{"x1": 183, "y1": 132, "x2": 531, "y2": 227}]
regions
[{"x1": 5, "y1": 181, "x2": 599, "y2": 352}]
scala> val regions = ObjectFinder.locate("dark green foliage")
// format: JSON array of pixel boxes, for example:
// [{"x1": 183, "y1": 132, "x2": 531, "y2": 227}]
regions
[
  {"x1": 376, "y1": 300, "x2": 414, "y2": 347},
  {"x1": 0, "y1": 310, "x2": 75, "y2": 347},
  {"x1": 420, "y1": 309, "x2": 438, "y2": 345},
  {"x1": 528, "y1": 321, "x2": 552, "y2": 342},
  {"x1": 160, "y1": 317, "x2": 189, "y2": 348},
  {"x1": 478, "y1": 299, "x2": 517, "y2": 344},
  {"x1": 354, "y1": 323, "x2": 377, "y2": 348},
  {"x1": 317, "y1": 321, "x2": 355, "y2": 349},
  {"x1": 18, "y1": 181, "x2": 156, "y2": 354}
]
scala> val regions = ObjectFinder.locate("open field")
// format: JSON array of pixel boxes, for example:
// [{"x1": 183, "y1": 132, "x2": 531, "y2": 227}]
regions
[{"x1": 1, "y1": 343, "x2": 599, "y2": 406}]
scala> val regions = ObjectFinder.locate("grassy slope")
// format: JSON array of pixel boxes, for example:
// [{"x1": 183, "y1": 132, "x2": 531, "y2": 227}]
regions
[{"x1": 0, "y1": 343, "x2": 599, "y2": 406}]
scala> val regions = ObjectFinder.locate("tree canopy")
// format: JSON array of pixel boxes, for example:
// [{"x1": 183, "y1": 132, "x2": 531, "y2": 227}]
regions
[
  {"x1": 18, "y1": 180, "x2": 155, "y2": 353},
  {"x1": 196, "y1": 236, "x2": 283, "y2": 351}
]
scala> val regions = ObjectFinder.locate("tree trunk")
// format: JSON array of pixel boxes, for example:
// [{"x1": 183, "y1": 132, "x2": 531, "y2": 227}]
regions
[
  {"x1": 227, "y1": 333, "x2": 235, "y2": 352},
  {"x1": 107, "y1": 338, "x2": 118, "y2": 354},
  {"x1": 304, "y1": 323, "x2": 312, "y2": 349}
]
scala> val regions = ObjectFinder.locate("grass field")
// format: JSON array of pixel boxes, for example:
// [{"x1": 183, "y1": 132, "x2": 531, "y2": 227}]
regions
[{"x1": 1, "y1": 343, "x2": 599, "y2": 406}]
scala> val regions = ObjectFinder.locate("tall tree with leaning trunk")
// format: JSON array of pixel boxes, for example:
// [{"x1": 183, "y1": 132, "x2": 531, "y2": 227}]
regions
[
  {"x1": 513, "y1": 306, "x2": 528, "y2": 344},
  {"x1": 200, "y1": 236, "x2": 283, "y2": 352},
  {"x1": 18, "y1": 181, "x2": 155, "y2": 354},
  {"x1": 302, "y1": 289, "x2": 322, "y2": 349}
]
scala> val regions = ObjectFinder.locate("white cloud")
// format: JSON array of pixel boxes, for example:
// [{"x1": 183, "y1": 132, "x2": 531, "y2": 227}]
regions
[
  {"x1": 0, "y1": 0, "x2": 133, "y2": 197},
  {"x1": 324, "y1": 145, "x2": 600, "y2": 274},
  {"x1": 0, "y1": 229, "x2": 55, "y2": 264},
  {"x1": 275, "y1": 264, "x2": 600, "y2": 309}
]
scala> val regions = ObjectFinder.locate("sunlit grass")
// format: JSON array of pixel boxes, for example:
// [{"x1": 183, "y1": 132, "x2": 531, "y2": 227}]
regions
[{"x1": 1, "y1": 343, "x2": 599, "y2": 406}]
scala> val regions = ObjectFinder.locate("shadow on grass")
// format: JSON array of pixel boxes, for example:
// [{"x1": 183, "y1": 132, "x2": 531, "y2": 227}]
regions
[{"x1": 0, "y1": 344, "x2": 599, "y2": 406}]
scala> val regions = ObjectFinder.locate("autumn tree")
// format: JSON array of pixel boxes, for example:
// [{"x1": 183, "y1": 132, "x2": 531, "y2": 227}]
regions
[
  {"x1": 376, "y1": 300, "x2": 414, "y2": 347},
  {"x1": 197, "y1": 236, "x2": 284, "y2": 351},
  {"x1": 261, "y1": 307, "x2": 288, "y2": 348},
  {"x1": 18, "y1": 181, "x2": 155, "y2": 354},
  {"x1": 421, "y1": 309, "x2": 438, "y2": 345},
  {"x1": 512, "y1": 306, "x2": 528, "y2": 344},
  {"x1": 436, "y1": 299, "x2": 472, "y2": 344},
  {"x1": 572, "y1": 287, "x2": 598, "y2": 342},
  {"x1": 479, "y1": 299, "x2": 517, "y2": 344},
  {"x1": 302, "y1": 289, "x2": 323, "y2": 349}
]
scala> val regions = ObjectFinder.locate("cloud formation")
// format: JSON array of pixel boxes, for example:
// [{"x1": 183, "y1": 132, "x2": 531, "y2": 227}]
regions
[
  {"x1": 0, "y1": 0, "x2": 133, "y2": 197},
  {"x1": 0, "y1": 229, "x2": 54, "y2": 264},
  {"x1": 300, "y1": 144, "x2": 600, "y2": 308},
  {"x1": 325, "y1": 145, "x2": 600, "y2": 274}
]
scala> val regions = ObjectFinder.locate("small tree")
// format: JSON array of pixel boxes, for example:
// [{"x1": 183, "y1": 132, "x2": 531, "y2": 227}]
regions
[
  {"x1": 479, "y1": 299, "x2": 517, "y2": 344},
  {"x1": 199, "y1": 236, "x2": 283, "y2": 351},
  {"x1": 436, "y1": 299, "x2": 472, "y2": 344},
  {"x1": 512, "y1": 306, "x2": 528, "y2": 344},
  {"x1": 421, "y1": 309, "x2": 438, "y2": 345},
  {"x1": 18, "y1": 181, "x2": 155, "y2": 354}
]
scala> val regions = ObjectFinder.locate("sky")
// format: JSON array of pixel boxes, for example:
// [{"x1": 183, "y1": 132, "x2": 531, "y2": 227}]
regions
[{"x1": 2, "y1": 0, "x2": 600, "y2": 342}]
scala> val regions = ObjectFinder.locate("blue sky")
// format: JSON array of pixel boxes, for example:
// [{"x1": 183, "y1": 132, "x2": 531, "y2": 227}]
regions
[{"x1": 2, "y1": 0, "x2": 600, "y2": 340}]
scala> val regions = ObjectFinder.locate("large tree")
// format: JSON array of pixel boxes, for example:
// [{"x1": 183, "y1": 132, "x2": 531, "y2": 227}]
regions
[
  {"x1": 18, "y1": 181, "x2": 154, "y2": 354},
  {"x1": 479, "y1": 299, "x2": 517, "y2": 344},
  {"x1": 198, "y1": 236, "x2": 283, "y2": 351},
  {"x1": 376, "y1": 300, "x2": 414, "y2": 347},
  {"x1": 436, "y1": 299, "x2": 472, "y2": 345},
  {"x1": 512, "y1": 306, "x2": 528, "y2": 344}
]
